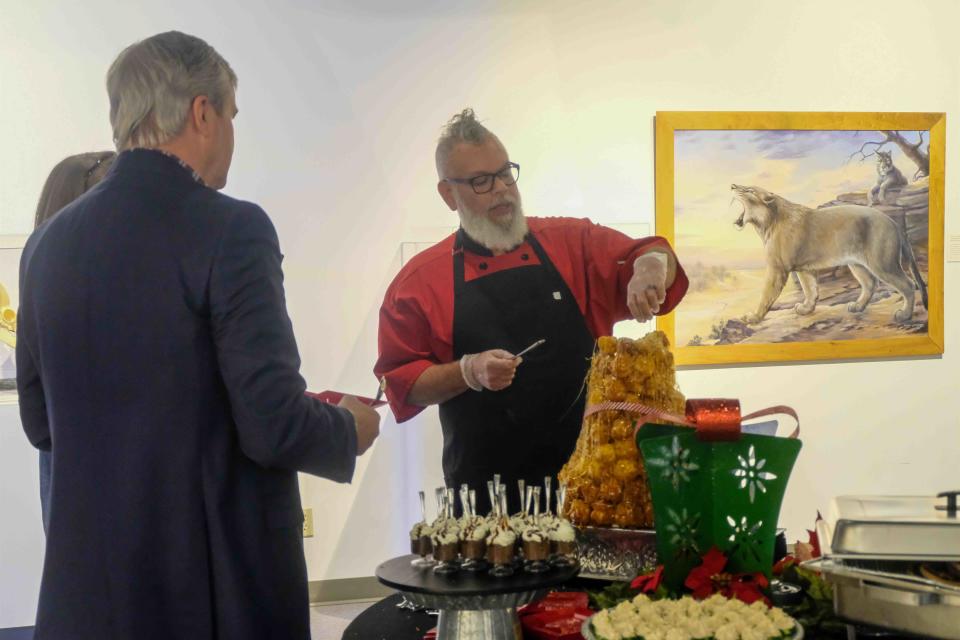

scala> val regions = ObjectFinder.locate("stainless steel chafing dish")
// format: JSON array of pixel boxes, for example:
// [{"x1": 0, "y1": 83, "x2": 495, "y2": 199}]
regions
[{"x1": 808, "y1": 491, "x2": 960, "y2": 639}]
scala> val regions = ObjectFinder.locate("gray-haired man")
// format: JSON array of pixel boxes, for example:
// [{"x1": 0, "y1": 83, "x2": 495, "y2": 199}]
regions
[
  {"x1": 375, "y1": 109, "x2": 689, "y2": 516},
  {"x1": 18, "y1": 31, "x2": 379, "y2": 639}
]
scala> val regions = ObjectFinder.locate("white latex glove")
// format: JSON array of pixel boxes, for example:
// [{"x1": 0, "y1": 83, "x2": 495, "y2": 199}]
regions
[
  {"x1": 460, "y1": 349, "x2": 522, "y2": 391},
  {"x1": 627, "y1": 252, "x2": 668, "y2": 322}
]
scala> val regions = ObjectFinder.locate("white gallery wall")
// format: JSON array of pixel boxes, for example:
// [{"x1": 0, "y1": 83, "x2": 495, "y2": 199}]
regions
[{"x1": 2, "y1": 0, "x2": 958, "y2": 628}]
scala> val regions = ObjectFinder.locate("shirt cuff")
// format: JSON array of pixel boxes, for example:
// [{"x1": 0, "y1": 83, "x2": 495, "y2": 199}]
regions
[{"x1": 382, "y1": 359, "x2": 435, "y2": 423}]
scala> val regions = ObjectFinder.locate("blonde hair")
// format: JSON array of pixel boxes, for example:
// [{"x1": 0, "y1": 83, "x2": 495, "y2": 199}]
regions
[
  {"x1": 107, "y1": 31, "x2": 237, "y2": 150},
  {"x1": 34, "y1": 151, "x2": 117, "y2": 228}
]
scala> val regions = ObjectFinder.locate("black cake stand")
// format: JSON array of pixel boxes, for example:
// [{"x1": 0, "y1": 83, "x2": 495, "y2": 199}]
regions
[{"x1": 376, "y1": 555, "x2": 579, "y2": 640}]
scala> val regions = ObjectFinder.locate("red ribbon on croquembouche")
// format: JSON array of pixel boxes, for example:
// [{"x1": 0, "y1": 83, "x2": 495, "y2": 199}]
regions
[{"x1": 583, "y1": 398, "x2": 800, "y2": 441}]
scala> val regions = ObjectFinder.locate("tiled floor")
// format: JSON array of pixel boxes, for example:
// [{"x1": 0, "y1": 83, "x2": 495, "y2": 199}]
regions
[{"x1": 309, "y1": 600, "x2": 376, "y2": 640}]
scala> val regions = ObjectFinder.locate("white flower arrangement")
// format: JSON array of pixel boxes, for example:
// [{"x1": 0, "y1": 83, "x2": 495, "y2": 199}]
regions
[{"x1": 590, "y1": 594, "x2": 796, "y2": 640}]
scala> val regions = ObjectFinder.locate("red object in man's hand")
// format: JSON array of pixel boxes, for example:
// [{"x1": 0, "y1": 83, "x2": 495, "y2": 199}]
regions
[{"x1": 305, "y1": 390, "x2": 387, "y2": 408}]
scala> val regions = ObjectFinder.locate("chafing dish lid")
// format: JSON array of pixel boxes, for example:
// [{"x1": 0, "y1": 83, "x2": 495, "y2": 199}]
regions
[{"x1": 820, "y1": 492, "x2": 960, "y2": 560}]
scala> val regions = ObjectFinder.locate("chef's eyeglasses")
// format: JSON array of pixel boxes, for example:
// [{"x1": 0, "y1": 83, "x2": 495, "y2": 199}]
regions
[{"x1": 444, "y1": 162, "x2": 520, "y2": 194}]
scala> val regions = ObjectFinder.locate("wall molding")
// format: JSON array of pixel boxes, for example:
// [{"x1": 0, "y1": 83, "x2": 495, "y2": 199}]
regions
[{"x1": 308, "y1": 576, "x2": 393, "y2": 604}]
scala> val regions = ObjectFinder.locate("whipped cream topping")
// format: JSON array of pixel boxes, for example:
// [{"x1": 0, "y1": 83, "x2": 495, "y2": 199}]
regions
[
  {"x1": 521, "y1": 526, "x2": 547, "y2": 543},
  {"x1": 409, "y1": 521, "x2": 426, "y2": 540},
  {"x1": 486, "y1": 524, "x2": 516, "y2": 547},
  {"x1": 430, "y1": 520, "x2": 460, "y2": 546},
  {"x1": 463, "y1": 521, "x2": 490, "y2": 541},
  {"x1": 549, "y1": 519, "x2": 576, "y2": 542}
]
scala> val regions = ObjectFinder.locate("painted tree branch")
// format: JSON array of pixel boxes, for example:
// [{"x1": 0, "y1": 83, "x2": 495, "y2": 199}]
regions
[
  {"x1": 882, "y1": 130, "x2": 929, "y2": 178},
  {"x1": 848, "y1": 131, "x2": 929, "y2": 179}
]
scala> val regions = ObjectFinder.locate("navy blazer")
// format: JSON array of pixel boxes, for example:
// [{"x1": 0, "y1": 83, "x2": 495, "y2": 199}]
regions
[{"x1": 17, "y1": 149, "x2": 358, "y2": 639}]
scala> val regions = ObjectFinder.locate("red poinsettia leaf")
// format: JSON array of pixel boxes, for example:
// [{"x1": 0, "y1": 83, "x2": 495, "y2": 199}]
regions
[
  {"x1": 807, "y1": 529, "x2": 821, "y2": 558},
  {"x1": 772, "y1": 555, "x2": 795, "y2": 576},
  {"x1": 728, "y1": 574, "x2": 771, "y2": 606},
  {"x1": 752, "y1": 572, "x2": 769, "y2": 589},
  {"x1": 702, "y1": 546, "x2": 729, "y2": 574},
  {"x1": 685, "y1": 548, "x2": 729, "y2": 599},
  {"x1": 630, "y1": 565, "x2": 664, "y2": 592},
  {"x1": 730, "y1": 582, "x2": 769, "y2": 606},
  {"x1": 807, "y1": 511, "x2": 824, "y2": 558},
  {"x1": 644, "y1": 565, "x2": 664, "y2": 593},
  {"x1": 684, "y1": 565, "x2": 714, "y2": 597}
]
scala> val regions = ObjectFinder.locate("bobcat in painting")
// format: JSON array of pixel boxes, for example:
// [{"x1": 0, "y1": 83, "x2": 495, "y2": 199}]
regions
[{"x1": 868, "y1": 150, "x2": 908, "y2": 205}]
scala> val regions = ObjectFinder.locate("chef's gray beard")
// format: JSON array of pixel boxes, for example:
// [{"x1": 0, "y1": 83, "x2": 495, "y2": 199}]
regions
[{"x1": 456, "y1": 196, "x2": 529, "y2": 252}]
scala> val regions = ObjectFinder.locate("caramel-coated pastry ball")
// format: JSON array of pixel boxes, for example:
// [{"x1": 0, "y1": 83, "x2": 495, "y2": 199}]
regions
[
  {"x1": 604, "y1": 377, "x2": 627, "y2": 401},
  {"x1": 599, "y1": 478, "x2": 623, "y2": 503},
  {"x1": 613, "y1": 438, "x2": 639, "y2": 460},
  {"x1": 568, "y1": 499, "x2": 591, "y2": 524},
  {"x1": 586, "y1": 460, "x2": 606, "y2": 479},
  {"x1": 611, "y1": 417, "x2": 634, "y2": 440},
  {"x1": 614, "y1": 355, "x2": 631, "y2": 379},
  {"x1": 590, "y1": 421, "x2": 612, "y2": 446},
  {"x1": 590, "y1": 503, "x2": 614, "y2": 526},
  {"x1": 612, "y1": 458, "x2": 640, "y2": 481},
  {"x1": 580, "y1": 481, "x2": 599, "y2": 503},
  {"x1": 595, "y1": 444, "x2": 616, "y2": 464},
  {"x1": 597, "y1": 336, "x2": 617, "y2": 354},
  {"x1": 623, "y1": 481, "x2": 645, "y2": 503}
]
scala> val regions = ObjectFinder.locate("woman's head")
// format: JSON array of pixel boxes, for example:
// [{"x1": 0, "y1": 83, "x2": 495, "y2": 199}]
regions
[{"x1": 34, "y1": 151, "x2": 117, "y2": 229}]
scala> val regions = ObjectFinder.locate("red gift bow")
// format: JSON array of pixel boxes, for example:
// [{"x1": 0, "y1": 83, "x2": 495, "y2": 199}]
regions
[{"x1": 583, "y1": 398, "x2": 799, "y2": 441}]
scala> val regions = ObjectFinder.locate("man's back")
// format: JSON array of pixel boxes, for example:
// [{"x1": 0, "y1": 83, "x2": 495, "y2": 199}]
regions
[{"x1": 18, "y1": 149, "x2": 356, "y2": 639}]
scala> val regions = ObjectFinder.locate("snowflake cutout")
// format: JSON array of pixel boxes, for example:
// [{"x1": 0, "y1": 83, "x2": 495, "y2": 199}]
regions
[
  {"x1": 647, "y1": 436, "x2": 700, "y2": 491},
  {"x1": 726, "y1": 515, "x2": 765, "y2": 563},
  {"x1": 732, "y1": 445, "x2": 777, "y2": 503},
  {"x1": 666, "y1": 507, "x2": 701, "y2": 560}
]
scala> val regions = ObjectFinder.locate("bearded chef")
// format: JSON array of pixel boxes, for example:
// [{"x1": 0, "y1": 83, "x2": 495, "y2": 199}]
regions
[{"x1": 375, "y1": 109, "x2": 689, "y2": 514}]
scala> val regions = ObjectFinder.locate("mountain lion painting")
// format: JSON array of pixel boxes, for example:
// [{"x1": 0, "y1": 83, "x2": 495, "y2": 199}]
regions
[{"x1": 731, "y1": 184, "x2": 928, "y2": 324}]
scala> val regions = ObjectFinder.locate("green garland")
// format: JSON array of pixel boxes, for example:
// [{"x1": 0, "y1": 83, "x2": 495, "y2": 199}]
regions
[{"x1": 776, "y1": 561, "x2": 846, "y2": 638}]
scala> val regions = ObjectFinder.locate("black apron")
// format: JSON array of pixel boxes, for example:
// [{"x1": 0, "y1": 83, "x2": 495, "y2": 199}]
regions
[{"x1": 439, "y1": 229, "x2": 596, "y2": 515}]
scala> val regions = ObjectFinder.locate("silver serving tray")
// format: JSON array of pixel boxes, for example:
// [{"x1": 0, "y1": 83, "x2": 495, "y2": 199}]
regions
[
  {"x1": 809, "y1": 558, "x2": 960, "y2": 640},
  {"x1": 401, "y1": 588, "x2": 548, "y2": 611},
  {"x1": 575, "y1": 526, "x2": 658, "y2": 581},
  {"x1": 575, "y1": 526, "x2": 788, "y2": 581},
  {"x1": 580, "y1": 614, "x2": 803, "y2": 639},
  {"x1": 822, "y1": 495, "x2": 960, "y2": 560},
  {"x1": 831, "y1": 519, "x2": 960, "y2": 560}
]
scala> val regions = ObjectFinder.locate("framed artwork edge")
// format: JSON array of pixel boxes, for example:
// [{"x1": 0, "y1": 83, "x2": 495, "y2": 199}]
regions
[{"x1": 654, "y1": 111, "x2": 945, "y2": 367}]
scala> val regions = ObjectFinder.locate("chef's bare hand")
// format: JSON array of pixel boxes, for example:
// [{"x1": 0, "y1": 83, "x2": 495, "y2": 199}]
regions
[
  {"x1": 461, "y1": 349, "x2": 522, "y2": 391},
  {"x1": 627, "y1": 253, "x2": 668, "y2": 322},
  {"x1": 339, "y1": 395, "x2": 381, "y2": 455}
]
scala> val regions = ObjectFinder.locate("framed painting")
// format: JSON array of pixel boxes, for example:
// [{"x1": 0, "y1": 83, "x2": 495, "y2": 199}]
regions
[
  {"x1": 655, "y1": 111, "x2": 944, "y2": 366},
  {"x1": 0, "y1": 234, "x2": 25, "y2": 403}
]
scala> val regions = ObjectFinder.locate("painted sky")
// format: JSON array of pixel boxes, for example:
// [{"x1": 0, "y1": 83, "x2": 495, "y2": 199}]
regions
[{"x1": 675, "y1": 129, "x2": 928, "y2": 269}]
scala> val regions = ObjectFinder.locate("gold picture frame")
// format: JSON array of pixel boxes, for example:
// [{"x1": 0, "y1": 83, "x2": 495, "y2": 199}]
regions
[{"x1": 655, "y1": 111, "x2": 944, "y2": 366}]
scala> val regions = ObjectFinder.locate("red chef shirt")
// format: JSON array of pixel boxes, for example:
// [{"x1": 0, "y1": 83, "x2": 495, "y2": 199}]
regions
[{"x1": 375, "y1": 217, "x2": 688, "y2": 422}]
